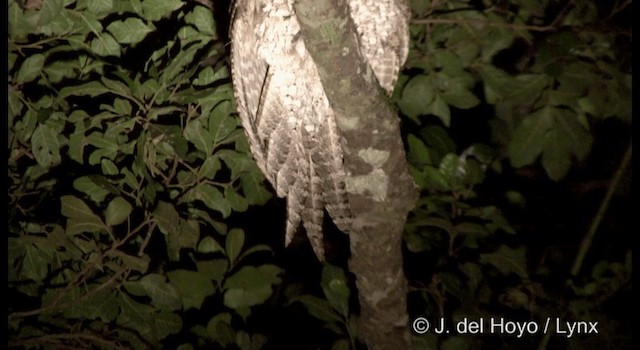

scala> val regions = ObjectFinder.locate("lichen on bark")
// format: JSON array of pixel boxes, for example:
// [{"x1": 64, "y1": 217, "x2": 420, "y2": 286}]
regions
[{"x1": 293, "y1": 0, "x2": 418, "y2": 348}]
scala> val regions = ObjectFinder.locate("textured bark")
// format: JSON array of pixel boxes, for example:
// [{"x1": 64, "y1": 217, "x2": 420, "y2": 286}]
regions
[{"x1": 293, "y1": 1, "x2": 418, "y2": 349}]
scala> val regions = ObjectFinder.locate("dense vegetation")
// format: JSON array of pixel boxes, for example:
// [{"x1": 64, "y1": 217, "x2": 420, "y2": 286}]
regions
[{"x1": 8, "y1": 0, "x2": 631, "y2": 349}]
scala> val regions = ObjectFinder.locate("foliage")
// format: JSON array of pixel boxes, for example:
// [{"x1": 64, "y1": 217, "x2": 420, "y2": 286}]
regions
[
  {"x1": 401, "y1": 0, "x2": 631, "y2": 349},
  {"x1": 8, "y1": 0, "x2": 277, "y2": 348},
  {"x1": 7, "y1": 0, "x2": 631, "y2": 349},
  {"x1": 400, "y1": 0, "x2": 631, "y2": 181}
]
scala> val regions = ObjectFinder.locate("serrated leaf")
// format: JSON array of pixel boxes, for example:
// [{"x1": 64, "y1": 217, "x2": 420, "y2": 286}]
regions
[
  {"x1": 225, "y1": 229, "x2": 245, "y2": 265},
  {"x1": 107, "y1": 18, "x2": 153, "y2": 45},
  {"x1": 168, "y1": 269, "x2": 216, "y2": 310},
  {"x1": 480, "y1": 246, "x2": 528, "y2": 278},
  {"x1": 508, "y1": 107, "x2": 554, "y2": 168},
  {"x1": 104, "y1": 197, "x2": 133, "y2": 226},
  {"x1": 31, "y1": 124, "x2": 61, "y2": 168},
  {"x1": 16, "y1": 54, "x2": 45, "y2": 84},
  {"x1": 185, "y1": 5, "x2": 216, "y2": 36},
  {"x1": 142, "y1": 0, "x2": 184, "y2": 21}
]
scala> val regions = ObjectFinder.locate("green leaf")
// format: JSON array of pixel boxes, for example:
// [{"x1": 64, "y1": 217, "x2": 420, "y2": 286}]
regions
[
  {"x1": 73, "y1": 176, "x2": 112, "y2": 203},
  {"x1": 240, "y1": 172, "x2": 272, "y2": 205},
  {"x1": 423, "y1": 166, "x2": 450, "y2": 191},
  {"x1": 133, "y1": 273, "x2": 182, "y2": 310},
  {"x1": 87, "y1": 0, "x2": 114, "y2": 15},
  {"x1": 197, "y1": 259, "x2": 229, "y2": 285},
  {"x1": 190, "y1": 184, "x2": 232, "y2": 217},
  {"x1": 91, "y1": 33, "x2": 121, "y2": 57},
  {"x1": 160, "y1": 43, "x2": 204, "y2": 85},
  {"x1": 295, "y1": 295, "x2": 344, "y2": 323},
  {"x1": 441, "y1": 86, "x2": 480, "y2": 110},
  {"x1": 61, "y1": 195, "x2": 106, "y2": 235},
  {"x1": 199, "y1": 156, "x2": 221, "y2": 179},
  {"x1": 479, "y1": 246, "x2": 528, "y2": 278},
  {"x1": 184, "y1": 119, "x2": 213, "y2": 154},
  {"x1": 38, "y1": 0, "x2": 63, "y2": 26},
  {"x1": 142, "y1": 0, "x2": 184, "y2": 21},
  {"x1": 166, "y1": 219, "x2": 200, "y2": 261},
  {"x1": 107, "y1": 18, "x2": 153, "y2": 45},
  {"x1": 555, "y1": 109, "x2": 593, "y2": 162},
  {"x1": 109, "y1": 251, "x2": 149, "y2": 273},
  {"x1": 153, "y1": 311, "x2": 183, "y2": 339},
  {"x1": 104, "y1": 196, "x2": 133, "y2": 226},
  {"x1": 226, "y1": 228, "x2": 245, "y2": 265},
  {"x1": 541, "y1": 127, "x2": 573, "y2": 181},
  {"x1": 223, "y1": 265, "x2": 282, "y2": 309},
  {"x1": 321, "y1": 265, "x2": 350, "y2": 318},
  {"x1": 21, "y1": 244, "x2": 50, "y2": 281},
  {"x1": 168, "y1": 269, "x2": 216, "y2": 310},
  {"x1": 439, "y1": 153, "x2": 460, "y2": 183},
  {"x1": 59, "y1": 81, "x2": 110, "y2": 98},
  {"x1": 225, "y1": 186, "x2": 249, "y2": 212},
  {"x1": 31, "y1": 124, "x2": 61, "y2": 168},
  {"x1": 508, "y1": 107, "x2": 554, "y2": 168},
  {"x1": 185, "y1": 5, "x2": 216, "y2": 36},
  {"x1": 101, "y1": 158, "x2": 119, "y2": 175},
  {"x1": 198, "y1": 236, "x2": 224, "y2": 254},
  {"x1": 209, "y1": 101, "x2": 237, "y2": 143},
  {"x1": 16, "y1": 54, "x2": 45, "y2": 84},
  {"x1": 407, "y1": 134, "x2": 432, "y2": 167},
  {"x1": 64, "y1": 287, "x2": 120, "y2": 322},
  {"x1": 154, "y1": 201, "x2": 180, "y2": 236},
  {"x1": 399, "y1": 74, "x2": 435, "y2": 120},
  {"x1": 428, "y1": 94, "x2": 451, "y2": 126}
]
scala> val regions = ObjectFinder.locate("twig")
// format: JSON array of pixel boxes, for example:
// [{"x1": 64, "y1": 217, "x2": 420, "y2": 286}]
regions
[
  {"x1": 9, "y1": 332, "x2": 129, "y2": 349},
  {"x1": 569, "y1": 143, "x2": 632, "y2": 279}
]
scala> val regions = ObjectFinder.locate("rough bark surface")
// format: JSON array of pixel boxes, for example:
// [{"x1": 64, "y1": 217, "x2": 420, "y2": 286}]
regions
[{"x1": 294, "y1": 1, "x2": 418, "y2": 349}]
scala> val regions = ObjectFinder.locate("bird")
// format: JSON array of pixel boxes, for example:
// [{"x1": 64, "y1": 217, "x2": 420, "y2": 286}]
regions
[{"x1": 230, "y1": 0, "x2": 409, "y2": 260}]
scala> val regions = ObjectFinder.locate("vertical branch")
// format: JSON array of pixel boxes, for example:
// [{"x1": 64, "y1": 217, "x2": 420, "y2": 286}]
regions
[{"x1": 293, "y1": 0, "x2": 418, "y2": 348}]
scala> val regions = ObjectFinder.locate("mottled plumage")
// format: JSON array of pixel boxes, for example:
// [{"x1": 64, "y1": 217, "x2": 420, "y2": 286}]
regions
[{"x1": 230, "y1": 0, "x2": 409, "y2": 260}]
